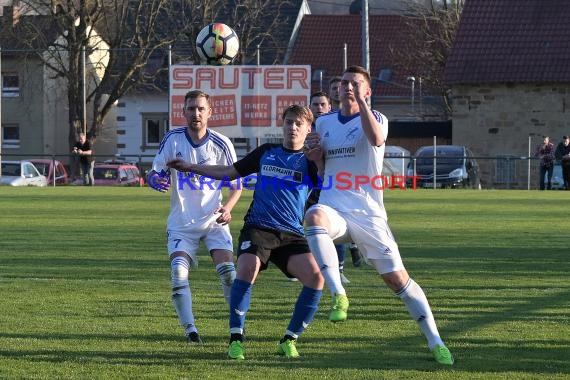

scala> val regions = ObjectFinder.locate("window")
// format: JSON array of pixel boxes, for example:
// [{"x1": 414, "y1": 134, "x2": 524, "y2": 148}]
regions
[
  {"x1": 2, "y1": 73, "x2": 20, "y2": 97},
  {"x1": 142, "y1": 113, "x2": 169, "y2": 148},
  {"x1": 2, "y1": 124, "x2": 20, "y2": 148}
]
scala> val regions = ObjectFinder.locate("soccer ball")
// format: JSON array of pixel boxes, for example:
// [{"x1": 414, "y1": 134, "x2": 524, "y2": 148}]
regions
[{"x1": 196, "y1": 23, "x2": 240, "y2": 65}]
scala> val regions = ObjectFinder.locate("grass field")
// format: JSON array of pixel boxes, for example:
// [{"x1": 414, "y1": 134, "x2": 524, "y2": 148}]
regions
[{"x1": 0, "y1": 187, "x2": 569, "y2": 379}]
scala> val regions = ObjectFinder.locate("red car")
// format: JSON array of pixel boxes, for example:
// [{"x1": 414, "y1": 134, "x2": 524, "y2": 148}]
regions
[
  {"x1": 28, "y1": 158, "x2": 70, "y2": 185},
  {"x1": 93, "y1": 163, "x2": 144, "y2": 186}
]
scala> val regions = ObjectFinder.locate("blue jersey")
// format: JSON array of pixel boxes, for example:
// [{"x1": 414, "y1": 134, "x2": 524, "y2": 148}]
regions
[{"x1": 233, "y1": 144, "x2": 318, "y2": 236}]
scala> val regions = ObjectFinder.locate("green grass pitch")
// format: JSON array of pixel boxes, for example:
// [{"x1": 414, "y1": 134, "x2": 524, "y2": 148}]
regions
[{"x1": 0, "y1": 187, "x2": 568, "y2": 379}]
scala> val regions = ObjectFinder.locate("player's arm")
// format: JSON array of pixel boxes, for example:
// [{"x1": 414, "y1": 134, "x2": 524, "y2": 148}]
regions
[
  {"x1": 353, "y1": 80, "x2": 386, "y2": 147},
  {"x1": 148, "y1": 147, "x2": 171, "y2": 193},
  {"x1": 166, "y1": 159, "x2": 240, "y2": 180}
]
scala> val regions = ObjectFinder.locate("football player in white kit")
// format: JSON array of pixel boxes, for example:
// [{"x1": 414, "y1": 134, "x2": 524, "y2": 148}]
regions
[
  {"x1": 149, "y1": 90, "x2": 242, "y2": 343},
  {"x1": 304, "y1": 66, "x2": 454, "y2": 365}
]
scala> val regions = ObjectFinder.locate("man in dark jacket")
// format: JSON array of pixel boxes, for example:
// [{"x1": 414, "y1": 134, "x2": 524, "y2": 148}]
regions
[{"x1": 555, "y1": 135, "x2": 570, "y2": 190}]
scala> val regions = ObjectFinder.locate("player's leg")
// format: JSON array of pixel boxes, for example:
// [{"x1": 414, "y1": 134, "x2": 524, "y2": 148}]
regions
[
  {"x1": 277, "y1": 249, "x2": 324, "y2": 358},
  {"x1": 205, "y1": 224, "x2": 237, "y2": 306},
  {"x1": 351, "y1": 216, "x2": 453, "y2": 365},
  {"x1": 304, "y1": 204, "x2": 349, "y2": 322},
  {"x1": 168, "y1": 230, "x2": 201, "y2": 343},
  {"x1": 228, "y1": 227, "x2": 269, "y2": 360},
  {"x1": 379, "y1": 268, "x2": 453, "y2": 365},
  {"x1": 336, "y1": 244, "x2": 350, "y2": 284},
  {"x1": 211, "y1": 249, "x2": 235, "y2": 305},
  {"x1": 349, "y1": 242, "x2": 363, "y2": 267}
]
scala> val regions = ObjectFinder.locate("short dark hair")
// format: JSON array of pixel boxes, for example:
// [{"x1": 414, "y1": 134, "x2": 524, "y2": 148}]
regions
[
  {"x1": 281, "y1": 104, "x2": 314, "y2": 125},
  {"x1": 310, "y1": 91, "x2": 331, "y2": 102},
  {"x1": 329, "y1": 76, "x2": 342, "y2": 86},
  {"x1": 343, "y1": 65, "x2": 372, "y2": 86},
  {"x1": 184, "y1": 90, "x2": 211, "y2": 107}
]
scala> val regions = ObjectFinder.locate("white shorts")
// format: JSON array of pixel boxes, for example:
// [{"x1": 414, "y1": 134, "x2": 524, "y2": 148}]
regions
[
  {"x1": 167, "y1": 222, "x2": 233, "y2": 266},
  {"x1": 307, "y1": 204, "x2": 405, "y2": 274}
]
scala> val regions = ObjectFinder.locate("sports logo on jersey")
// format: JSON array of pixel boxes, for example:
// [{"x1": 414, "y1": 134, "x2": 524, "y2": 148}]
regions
[
  {"x1": 261, "y1": 165, "x2": 303, "y2": 183},
  {"x1": 383, "y1": 247, "x2": 392, "y2": 255},
  {"x1": 326, "y1": 146, "x2": 356, "y2": 159},
  {"x1": 346, "y1": 127, "x2": 359, "y2": 140},
  {"x1": 176, "y1": 152, "x2": 183, "y2": 158},
  {"x1": 323, "y1": 132, "x2": 330, "y2": 138}
]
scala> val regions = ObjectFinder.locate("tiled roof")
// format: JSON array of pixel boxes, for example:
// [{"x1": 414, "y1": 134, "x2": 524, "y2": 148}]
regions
[
  {"x1": 445, "y1": 0, "x2": 570, "y2": 85},
  {"x1": 287, "y1": 14, "x2": 431, "y2": 97}
]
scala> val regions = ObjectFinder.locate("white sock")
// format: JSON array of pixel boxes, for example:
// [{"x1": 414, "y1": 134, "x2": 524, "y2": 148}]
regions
[
  {"x1": 216, "y1": 261, "x2": 236, "y2": 305},
  {"x1": 305, "y1": 226, "x2": 346, "y2": 296},
  {"x1": 171, "y1": 256, "x2": 195, "y2": 329},
  {"x1": 396, "y1": 278, "x2": 444, "y2": 349}
]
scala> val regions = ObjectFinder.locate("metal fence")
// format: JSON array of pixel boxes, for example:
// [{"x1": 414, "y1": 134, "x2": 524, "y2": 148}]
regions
[{"x1": 0, "y1": 152, "x2": 559, "y2": 190}]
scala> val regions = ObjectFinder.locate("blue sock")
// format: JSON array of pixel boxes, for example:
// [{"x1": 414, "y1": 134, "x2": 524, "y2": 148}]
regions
[
  {"x1": 286, "y1": 286, "x2": 323, "y2": 337},
  {"x1": 229, "y1": 279, "x2": 252, "y2": 333},
  {"x1": 335, "y1": 244, "x2": 346, "y2": 272}
]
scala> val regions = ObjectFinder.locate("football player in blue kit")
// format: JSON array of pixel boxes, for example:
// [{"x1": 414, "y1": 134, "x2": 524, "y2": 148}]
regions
[{"x1": 167, "y1": 104, "x2": 324, "y2": 360}]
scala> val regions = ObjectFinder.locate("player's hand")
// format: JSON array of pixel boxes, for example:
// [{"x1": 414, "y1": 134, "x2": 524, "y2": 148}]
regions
[
  {"x1": 304, "y1": 132, "x2": 323, "y2": 161},
  {"x1": 147, "y1": 171, "x2": 171, "y2": 193},
  {"x1": 215, "y1": 206, "x2": 232, "y2": 225},
  {"x1": 167, "y1": 158, "x2": 193, "y2": 172},
  {"x1": 147, "y1": 170, "x2": 170, "y2": 193},
  {"x1": 352, "y1": 79, "x2": 367, "y2": 104},
  {"x1": 304, "y1": 132, "x2": 320, "y2": 149}
]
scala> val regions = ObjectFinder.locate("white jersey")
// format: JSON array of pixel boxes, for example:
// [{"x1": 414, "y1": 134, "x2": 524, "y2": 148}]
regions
[
  {"x1": 152, "y1": 127, "x2": 237, "y2": 231},
  {"x1": 316, "y1": 110, "x2": 389, "y2": 219}
]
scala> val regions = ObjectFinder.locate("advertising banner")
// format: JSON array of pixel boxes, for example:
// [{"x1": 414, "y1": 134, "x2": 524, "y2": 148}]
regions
[{"x1": 170, "y1": 65, "x2": 311, "y2": 139}]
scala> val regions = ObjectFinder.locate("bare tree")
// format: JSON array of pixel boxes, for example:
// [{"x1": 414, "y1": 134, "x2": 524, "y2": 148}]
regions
[
  {"x1": 5, "y1": 0, "x2": 298, "y2": 151},
  {"x1": 390, "y1": 0, "x2": 464, "y2": 117}
]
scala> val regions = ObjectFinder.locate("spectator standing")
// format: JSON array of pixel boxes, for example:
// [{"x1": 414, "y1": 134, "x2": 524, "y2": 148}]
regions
[
  {"x1": 72, "y1": 133, "x2": 94, "y2": 186},
  {"x1": 535, "y1": 136, "x2": 555, "y2": 190},
  {"x1": 555, "y1": 135, "x2": 570, "y2": 190}
]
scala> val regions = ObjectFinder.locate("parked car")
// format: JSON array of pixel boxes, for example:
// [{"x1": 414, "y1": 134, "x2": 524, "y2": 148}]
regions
[
  {"x1": 406, "y1": 145, "x2": 481, "y2": 189},
  {"x1": 0, "y1": 160, "x2": 48, "y2": 187},
  {"x1": 92, "y1": 163, "x2": 144, "y2": 186},
  {"x1": 28, "y1": 158, "x2": 69, "y2": 185}
]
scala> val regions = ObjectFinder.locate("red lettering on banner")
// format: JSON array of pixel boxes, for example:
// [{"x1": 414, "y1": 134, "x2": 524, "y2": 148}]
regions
[
  {"x1": 241, "y1": 96, "x2": 272, "y2": 127},
  {"x1": 171, "y1": 95, "x2": 186, "y2": 126},
  {"x1": 265, "y1": 68, "x2": 284, "y2": 89},
  {"x1": 171, "y1": 67, "x2": 310, "y2": 90},
  {"x1": 288, "y1": 68, "x2": 309, "y2": 89},
  {"x1": 275, "y1": 96, "x2": 308, "y2": 126},
  {"x1": 241, "y1": 68, "x2": 263, "y2": 89},
  {"x1": 210, "y1": 95, "x2": 237, "y2": 127}
]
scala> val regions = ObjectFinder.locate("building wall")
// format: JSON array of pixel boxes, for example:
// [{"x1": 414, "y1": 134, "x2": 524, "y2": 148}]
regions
[
  {"x1": 1, "y1": 57, "x2": 45, "y2": 158},
  {"x1": 116, "y1": 94, "x2": 167, "y2": 163},
  {"x1": 451, "y1": 84, "x2": 570, "y2": 189}
]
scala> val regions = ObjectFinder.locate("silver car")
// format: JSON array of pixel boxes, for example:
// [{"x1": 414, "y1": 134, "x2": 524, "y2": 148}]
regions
[{"x1": 0, "y1": 160, "x2": 48, "y2": 187}]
